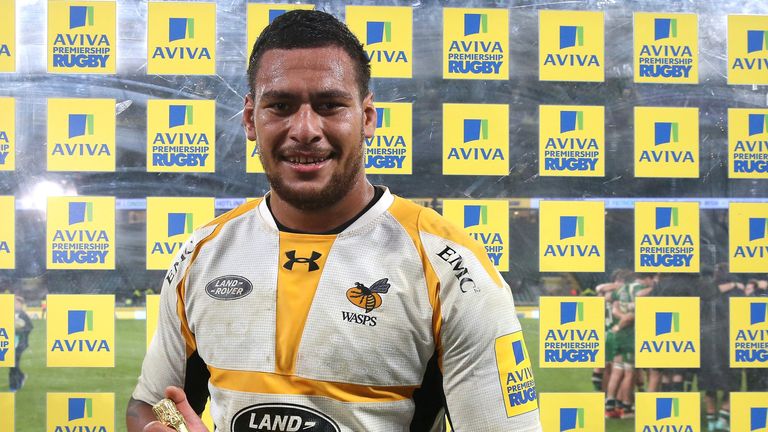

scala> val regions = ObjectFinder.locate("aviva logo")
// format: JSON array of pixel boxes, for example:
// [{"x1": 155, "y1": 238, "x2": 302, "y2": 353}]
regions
[
  {"x1": 750, "y1": 217, "x2": 768, "y2": 241},
  {"x1": 560, "y1": 110, "x2": 583, "y2": 133},
  {"x1": 68, "y1": 202, "x2": 94, "y2": 225},
  {"x1": 168, "y1": 104, "x2": 193, "y2": 128},
  {"x1": 656, "y1": 397, "x2": 680, "y2": 420},
  {"x1": 560, "y1": 301, "x2": 584, "y2": 325},
  {"x1": 560, "y1": 26, "x2": 584, "y2": 49},
  {"x1": 748, "y1": 30, "x2": 768, "y2": 54},
  {"x1": 367, "y1": 21, "x2": 391, "y2": 44},
  {"x1": 169, "y1": 18, "x2": 194, "y2": 42},
  {"x1": 512, "y1": 339, "x2": 526, "y2": 365},
  {"x1": 268, "y1": 9, "x2": 288, "y2": 24},
  {"x1": 749, "y1": 113, "x2": 768, "y2": 136},
  {"x1": 560, "y1": 216, "x2": 584, "y2": 239},
  {"x1": 68, "y1": 114, "x2": 94, "y2": 139},
  {"x1": 464, "y1": 13, "x2": 488, "y2": 36},
  {"x1": 656, "y1": 312, "x2": 680, "y2": 336},
  {"x1": 655, "y1": 18, "x2": 677, "y2": 40},
  {"x1": 167, "y1": 213, "x2": 193, "y2": 237},
  {"x1": 560, "y1": 407, "x2": 585, "y2": 432},
  {"x1": 68, "y1": 397, "x2": 93, "y2": 420},
  {"x1": 656, "y1": 207, "x2": 679, "y2": 229},
  {"x1": 68, "y1": 310, "x2": 94, "y2": 334},
  {"x1": 655, "y1": 122, "x2": 679, "y2": 145},
  {"x1": 375, "y1": 107, "x2": 390, "y2": 128},
  {"x1": 69, "y1": 6, "x2": 94, "y2": 29},
  {"x1": 463, "y1": 119, "x2": 488, "y2": 143},
  {"x1": 464, "y1": 205, "x2": 487, "y2": 228},
  {"x1": 753, "y1": 407, "x2": 768, "y2": 431},
  {"x1": 753, "y1": 302, "x2": 768, "y2": 325}
]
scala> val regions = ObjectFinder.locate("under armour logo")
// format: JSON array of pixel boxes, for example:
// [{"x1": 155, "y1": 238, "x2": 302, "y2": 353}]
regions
[{"x1": 283, "y1": 250, "x2": 322, "y2": 272}]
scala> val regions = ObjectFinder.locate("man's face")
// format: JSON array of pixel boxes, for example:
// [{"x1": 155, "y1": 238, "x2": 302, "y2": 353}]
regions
[{"x1": 243, "y1": 46, "x2": 376, "y2": 211}]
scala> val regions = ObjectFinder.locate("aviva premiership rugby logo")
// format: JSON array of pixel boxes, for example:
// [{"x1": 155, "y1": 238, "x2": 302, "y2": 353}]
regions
[{"x1": 346, "y1": 278, "x2": 390, "y2": 313}]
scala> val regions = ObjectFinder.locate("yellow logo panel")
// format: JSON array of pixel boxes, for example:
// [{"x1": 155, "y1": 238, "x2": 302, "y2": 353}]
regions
[
  {"x1": 636, "y1": 297, "x2": 700, "y2": 368},
  {"x1": 634, "y1": 107, "x2": 699, "y2": 178},
  {"x1": 47, "y1": 98, "x2": 116, "y2": 172},
  {"x1": 146, "y1": 197, "x2": 214, "y2": 270},
  {"x1": 730, "y1": 298, "x2": 768, "y2": 368},
  {"x1": 147, "y1": 2, "x2": 216, "y2": 75},
  {"x1": 0, "y1": 196, "x2": 14, "y2": 269},
  {"x1": 730, "y1": 203, "x2": 768, "y2": 272},
  {"x1": 539, "y1": 392, "x2": 604, "y2": 432},
  {"x1": 539, "y1": 297, "x2": 604, "y2": 368},
  {"x1": 539, "y1": 201, "x2": 604, "y2": 272},
  {"x1": 635, "y1": 201, "x2": 699, "y2": 272},
  {"x1": 443, "y1": 103, "x2": 508, "y2": 175},
  {"x1": 146, "y1": 294, "x2": 159, "y2": 348},
  {"x1": 442, "y1": 199, "x2": 509, "y2": 271},
  {"x1": 443, "y1": 8, "x2": 508, "y2": 80},
  {"x1": 728, "y1": 108, "x2": 768, "y2": 179},
  {"x1": 246, "y1": 138, "x2": 264, "y2": 173},
  {"x1": 0, "y1": 0, "x2": 14, "y2": 72},
  {"x1": 495, "y1": 331, "x2": 538, "y2": 417},
  {"x1": 539, "y1": 10, "x2": 604, "y2": 82},
  {"x1": 47, "y1": 0, "x2": 116, "y2": 74},
  {"x1": 0, "y1": 98, "x2": 15, "y2": 171},
  {"x1": 730, "y1": 392, "x2": 768, "y2": 432},
  {"x1": 47, "y1": 295, "x2": 115, "y2": 367},
  {"x1": 728, "y1": 15, "x2": 768, "y2": 85},
  {"x1": 365, "y1": 102, "x2": 412, "y2": 174},
  {"x1": 47, "y1": 392, "x2": 114, "y2": 432},
  {"x1": 47, "y1": 196, "x2": 115, "y2": 270},
  {"x1": 147, "y1": 99, "x2": 215, "y2": 173},
  {"x1": 0, "y1": 392, "x2": 13, "y2": 431},
  {"x1": 0, "y1": 295, "x2": 14, "y2": 368},
  {"x1": 636, "y1": 392, "x2": 700, "y2": 432},
  {"x1": 347, "y1": 6, "x2": 412, "y2": 78},
  {"x1": 539, "y1": 105, "x2": 604, "y2": 177},
  {"x1": 634, "y1": 12, "x2": 698, "y2": 84},
  {"x1": 246, "y1": 4, "x2": 314, "y2": 65}
]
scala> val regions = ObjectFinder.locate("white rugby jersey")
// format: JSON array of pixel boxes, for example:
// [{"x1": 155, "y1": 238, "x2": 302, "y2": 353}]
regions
[{"x1": 133, "y1": 188, "x2": 541, "y2": 432}]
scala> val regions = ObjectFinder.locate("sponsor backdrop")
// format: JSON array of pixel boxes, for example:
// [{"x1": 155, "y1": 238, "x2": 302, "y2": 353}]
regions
[{"x1": 1, "y1": 1, "x2": 768, "y2": 431}]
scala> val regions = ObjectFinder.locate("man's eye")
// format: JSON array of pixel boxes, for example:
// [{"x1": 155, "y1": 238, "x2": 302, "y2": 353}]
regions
[
  {"x1": 270, "y1": 103, "x2": 289, "y2": 111},
  {"x1": 317, "y1": 102, "x2": 342, "y2": 111}
]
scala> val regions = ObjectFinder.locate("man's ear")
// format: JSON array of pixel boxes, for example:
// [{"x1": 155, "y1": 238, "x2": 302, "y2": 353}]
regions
[
  {"x1": 243, "y1": 93, "x2": 257, "y2": 142},
  {"x1": 363, "y1": 92, "x2": 376, "y2": 139}
]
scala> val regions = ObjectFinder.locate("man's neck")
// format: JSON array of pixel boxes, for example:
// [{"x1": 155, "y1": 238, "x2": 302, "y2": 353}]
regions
[{"x1": 269, "y1": 181, "x2": 375, "y2": 233}]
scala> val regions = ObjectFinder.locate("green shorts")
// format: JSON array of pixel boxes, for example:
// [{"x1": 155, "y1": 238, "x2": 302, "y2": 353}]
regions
[{"x1": 608, "y1": 328, "x2": 634, "y2": 364}]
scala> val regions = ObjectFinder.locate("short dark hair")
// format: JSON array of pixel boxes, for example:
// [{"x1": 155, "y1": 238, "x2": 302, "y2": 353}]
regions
[{"x1": 247, "y1": 10, "x2": 371, "y2": 100}]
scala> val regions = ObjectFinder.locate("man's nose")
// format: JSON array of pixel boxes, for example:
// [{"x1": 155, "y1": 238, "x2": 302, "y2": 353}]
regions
[{"x1": 289, "y1": 104, "x2": 322, "y2": 145}]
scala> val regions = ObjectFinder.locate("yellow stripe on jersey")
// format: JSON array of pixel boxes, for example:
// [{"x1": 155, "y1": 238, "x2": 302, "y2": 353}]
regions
[
  {"x1": 208, "y1": 366, "x2": 416, "y2": 402},
  {"x1": 387, "y1": 197, "x2": 445, "y2": 370},
  {"x1": 175, "y1": 199, "x2": 263, "y2": 356},
  {"x1": 276, "y1": 232, "x2": 337, "y2": 375}
]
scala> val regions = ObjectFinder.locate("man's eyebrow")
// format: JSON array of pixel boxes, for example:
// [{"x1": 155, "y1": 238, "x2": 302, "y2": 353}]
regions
[
  {"x1": 259, "y1": 90, "x2": 294, "y2": 101},
  {"x1": 314, "y1": 90, "x2": 354, "y2": 100}
]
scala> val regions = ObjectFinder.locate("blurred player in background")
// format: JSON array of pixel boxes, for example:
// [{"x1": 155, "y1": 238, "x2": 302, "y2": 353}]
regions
[
  {"x1": 745, "y1": 277, "x2": 768, "y2": 392},
  {"x1": 604, "y1": 272, "x2": 654, "y2": 419},
  {"x1": 9, "y1": 295, "x2": 32, "y2": 392},
  {"x1": 594, "y1": 269, "x2": 632, "y2": 392}
]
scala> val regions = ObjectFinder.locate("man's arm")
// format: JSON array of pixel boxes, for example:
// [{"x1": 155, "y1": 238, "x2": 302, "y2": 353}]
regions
[
  {"x1": 418, "y1": 209, "x2": 542, "y2": 431},
  {"x1": 126, "y1": 398, "x2": 159, "y2": 432}
]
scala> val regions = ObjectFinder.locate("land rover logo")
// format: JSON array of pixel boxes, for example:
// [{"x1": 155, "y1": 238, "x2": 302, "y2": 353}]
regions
[
  {"x1": 231, "y1": 403, "x2": 340, "y2": 432},
  {"x1": 205, "y1": 275, "x2": 253, "y2": 300}
]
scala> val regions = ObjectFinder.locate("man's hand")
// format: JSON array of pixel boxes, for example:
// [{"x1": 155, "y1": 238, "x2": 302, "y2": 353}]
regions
[{"x1": 127, "y1": 387, "x2": 209, "y2": 432}]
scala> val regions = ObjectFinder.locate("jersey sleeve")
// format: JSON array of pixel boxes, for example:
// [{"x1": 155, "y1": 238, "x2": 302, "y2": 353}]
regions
[
  {"x1": 417, "y1": 209, "x2": 542, "y2": 431},
  {"x1": 131, "y1": 230, "x2": 208, "y2": 407}
]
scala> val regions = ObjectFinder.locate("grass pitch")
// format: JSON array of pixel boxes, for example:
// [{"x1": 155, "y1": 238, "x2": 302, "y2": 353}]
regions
[{"x1": 2, "y1": 318, "x2": 632, "y2": 431}]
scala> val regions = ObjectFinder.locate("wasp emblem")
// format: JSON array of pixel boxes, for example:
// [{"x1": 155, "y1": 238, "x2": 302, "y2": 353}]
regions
[{"x1": 345, "y1": 278, "x2": 390, "y2": 313}]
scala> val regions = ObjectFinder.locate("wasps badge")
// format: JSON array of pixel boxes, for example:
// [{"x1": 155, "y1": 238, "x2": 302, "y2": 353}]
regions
[{"x1": 345, "y1": 278, "x2": 390, "y2": 313}]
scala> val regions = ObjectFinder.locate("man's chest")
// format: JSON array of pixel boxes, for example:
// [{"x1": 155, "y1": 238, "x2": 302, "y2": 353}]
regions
[{"x1": 183, "y1": 229, "x2": 436, "y2": 387}]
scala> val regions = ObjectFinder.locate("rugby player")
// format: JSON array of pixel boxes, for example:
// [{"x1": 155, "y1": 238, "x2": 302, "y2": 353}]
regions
[{"x1": 126, "y1": 10, "x2": 541, "y2": 432}]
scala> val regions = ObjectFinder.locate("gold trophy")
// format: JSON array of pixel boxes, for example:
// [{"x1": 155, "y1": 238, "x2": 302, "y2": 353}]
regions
[{"x1": 152, "y1": 398, "x2": 191, "y2": 432}]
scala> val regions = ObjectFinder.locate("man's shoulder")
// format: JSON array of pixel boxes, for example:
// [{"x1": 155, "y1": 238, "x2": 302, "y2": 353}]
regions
[
  {"x1": 202, "y1": 198, "x2": 263, "y2": 231},
  {"x1": 387, "y1": 196, "x2": 473, "y2": 244}
]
